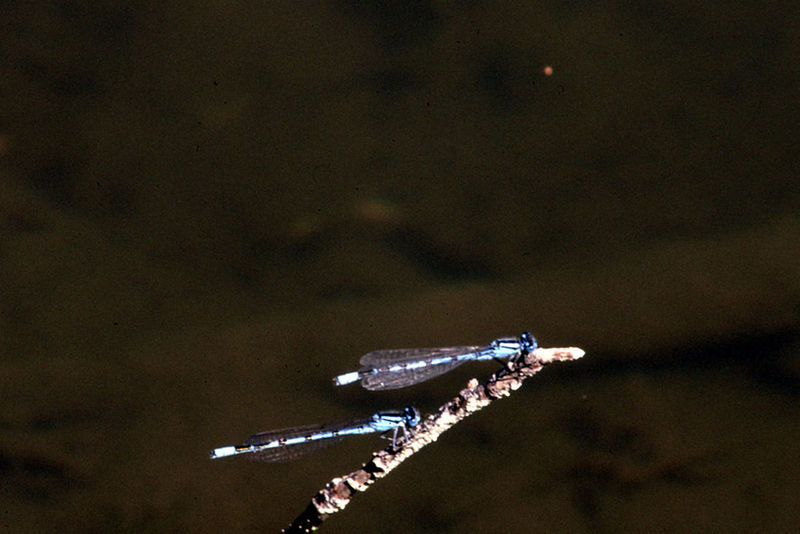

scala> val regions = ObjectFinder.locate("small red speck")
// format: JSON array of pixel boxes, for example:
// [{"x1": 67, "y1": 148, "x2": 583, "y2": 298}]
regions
[{"x1": 543, "y1": 66, "x2": 553, "y2": 76}]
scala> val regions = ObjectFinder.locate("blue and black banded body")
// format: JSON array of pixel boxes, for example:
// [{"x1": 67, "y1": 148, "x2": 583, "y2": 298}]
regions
[
  {"x1": 334, "y1": 332, "x2": 537, "y2": 390},
  {"x1": 210, "y1": 406, "x2": 420, "y2": 462}
]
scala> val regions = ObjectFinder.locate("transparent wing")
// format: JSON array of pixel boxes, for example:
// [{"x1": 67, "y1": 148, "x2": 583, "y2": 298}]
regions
[
  {"x1": 242, "y1": 418, "x2": 372, "y2": 463},
  {"x1": 359, "y1": 345, "x2": 480, "y2": 366},
  {"x1": 248, "y1": 436, "x2": 343, "y2": 462},
  {"x1": 362, "y1": 358, "x2": 468, "y2": 390}
]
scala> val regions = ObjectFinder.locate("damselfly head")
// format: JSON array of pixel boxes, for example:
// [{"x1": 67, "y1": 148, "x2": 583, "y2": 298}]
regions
[
  {"x1": 403, "y1": 405, "x2": 421, "y2": 427},
  {"x1": 520, "y1": 332, "x2": 537, "y2": 353}
]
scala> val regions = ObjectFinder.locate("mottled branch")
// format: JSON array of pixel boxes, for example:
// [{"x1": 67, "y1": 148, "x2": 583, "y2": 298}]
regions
[{"x1": 283, "y1": 346, "x2": 585, "y2": 533}]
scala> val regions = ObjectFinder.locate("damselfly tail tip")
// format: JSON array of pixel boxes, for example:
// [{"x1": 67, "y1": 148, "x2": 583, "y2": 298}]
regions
[
  {"x1": 210, "y1": 446, "x2": 237, "y2": 459},
  {"x1": 333, "y1": 371, "x2": 360, "y2": 386}
]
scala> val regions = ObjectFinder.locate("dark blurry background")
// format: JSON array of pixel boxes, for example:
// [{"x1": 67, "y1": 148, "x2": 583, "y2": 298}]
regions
[{"x1": 1, "y1": 2, "x2": 798, "y2": 532}]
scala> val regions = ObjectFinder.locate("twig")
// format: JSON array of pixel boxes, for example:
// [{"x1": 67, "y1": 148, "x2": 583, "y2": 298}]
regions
[{"x1": 283, "y1": 346, "x2": 585, "y2": 533}]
